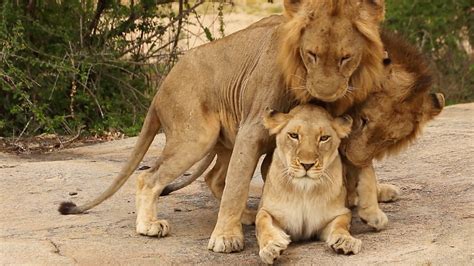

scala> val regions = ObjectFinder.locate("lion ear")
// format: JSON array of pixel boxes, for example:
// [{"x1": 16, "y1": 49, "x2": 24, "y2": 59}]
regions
[
  {"x1": 263, "y1": 108, "x2": 292, "y2": 135},
  {"x1": 284, "y1": 0, "x2": 304, "y2": 18},
  {"x1": 429, "y1": 93, "x2": 445, "y2": 116},
  {"x1": 358, "y1": 0, "x2": 385, "y2": 23},
  {"x1": 333, "y1": 115, "x2": 353, "y2": 139}
]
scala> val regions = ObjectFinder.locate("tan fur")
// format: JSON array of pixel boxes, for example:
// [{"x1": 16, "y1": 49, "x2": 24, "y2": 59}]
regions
[
  {"x1": 279, "y1": 0, "x2": 385, "y2": 114},
  {"x1": 58, "y1": 0, "x2": 385, "y2": 253},
  {"x1": 201, "y1": 29, "x2": 441, "y2": 231},
  {"x1": 341, "y1": 30, "x2": 445, "y2": 229},
  {"x1": 161, "y1": 30, "x2": 445, "y2": 233},
  {"x1": 256, "y1": 105, "x2": 360, "y2": 264}
]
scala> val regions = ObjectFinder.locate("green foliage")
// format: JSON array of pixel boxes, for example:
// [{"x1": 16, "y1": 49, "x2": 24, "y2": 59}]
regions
[
  {"x1": 0, "y1": 0, "x2": 204, "y2": 137},
  {"x1": 385, "y1": 0, "x2": 473, "y2": 104}
]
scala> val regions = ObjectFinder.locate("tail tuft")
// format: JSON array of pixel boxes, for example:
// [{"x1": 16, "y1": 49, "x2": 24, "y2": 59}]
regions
[
  {"x1": 160, "y1": 186, "x2": 173, "y2": 196},
  {"x1": 58, "y1": 201, "x2": 82, "y2": 215}
]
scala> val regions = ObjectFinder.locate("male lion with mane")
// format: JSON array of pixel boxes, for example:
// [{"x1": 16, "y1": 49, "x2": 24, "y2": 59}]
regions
[
  {"x1": 342, "y1": 30, "x2": 445, "y2": 223},
  {"x1": 58, "y1": 0, "x2": 386, "y2": 253}
]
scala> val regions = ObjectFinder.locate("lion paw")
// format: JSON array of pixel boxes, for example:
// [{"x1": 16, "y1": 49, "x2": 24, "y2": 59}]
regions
[
  {"x1": 378, "y1": 183, "x2": 400, "y2": 202},
  {"x1": 136, "y1": 219, "x2": 170, "y2": 237},
  {"x1": 358, "y1": 207, "x2": 388, "y2": 231},
  {"x1": 259, "y1": 236, "x2": 291, "y2": 264},
  {"x1": 327, "y1": 234, "x2": 362, "y2": 255},
  {"x1": 208, "y1": 226, "x2": 244, "y2": 253}
]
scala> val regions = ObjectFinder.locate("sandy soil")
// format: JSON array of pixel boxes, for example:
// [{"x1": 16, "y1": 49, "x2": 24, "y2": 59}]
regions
[{"x1": 1, "y1": 103, "x2": 473, "y2": 265}]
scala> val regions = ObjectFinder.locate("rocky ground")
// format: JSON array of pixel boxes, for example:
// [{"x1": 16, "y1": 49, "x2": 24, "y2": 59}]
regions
[{"x1": 1, "y1": 103, "x2": 473, "y2": 265}]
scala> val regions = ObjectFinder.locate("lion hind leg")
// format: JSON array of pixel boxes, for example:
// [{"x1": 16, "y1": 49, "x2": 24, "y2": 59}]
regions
[{"x1": 136, "y1": 124, "x2": 220, "y2": 237}]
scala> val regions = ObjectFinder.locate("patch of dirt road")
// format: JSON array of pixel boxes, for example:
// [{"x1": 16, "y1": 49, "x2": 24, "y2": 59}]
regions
[{"x1": 1, "y1": 103, "x2": 473, "y2": 265}]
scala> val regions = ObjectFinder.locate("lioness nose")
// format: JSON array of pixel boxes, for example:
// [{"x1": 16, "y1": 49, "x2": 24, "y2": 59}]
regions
[{"x1": 301, "y1": 163, "x2": 315, "y2": 171}]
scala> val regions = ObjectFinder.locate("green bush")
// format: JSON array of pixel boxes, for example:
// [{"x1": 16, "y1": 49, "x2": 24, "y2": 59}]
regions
[{"x1": 0, "y1": 0, "x2": 209, "y2": 137}]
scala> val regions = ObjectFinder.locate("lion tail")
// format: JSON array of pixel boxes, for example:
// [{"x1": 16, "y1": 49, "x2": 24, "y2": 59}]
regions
[
  {"x1": 58, "y1": 103, "x2": 161, "y2": 215},
  {"x1": 160, "y1": 151, "x2": 216, "y2": 196}
]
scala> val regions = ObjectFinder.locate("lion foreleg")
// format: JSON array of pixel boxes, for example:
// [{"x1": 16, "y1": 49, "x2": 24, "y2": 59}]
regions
[
  {"x1": 203, "y1": 147, "x2": 257, "y2": 225},
  {"x1": 356, "y1": 164, "x2": 388, "y2": 231},
  {"x1": 208, "y1": 126, "x2": 265, "y2": 253},
  {"x1": 256, "y1": 209, "x2": 291, "y2": 264},
  {"x1": 320, "y1": 212, "x2": 362, "y2": 255},
  {"x1": 344, "y1": 163, "x2": 359, "y2": 208}
]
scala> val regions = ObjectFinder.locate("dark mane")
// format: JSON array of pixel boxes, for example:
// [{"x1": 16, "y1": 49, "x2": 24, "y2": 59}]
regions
[{"x1": 381, "y1": 29, "x2": 433, "y2": 99}]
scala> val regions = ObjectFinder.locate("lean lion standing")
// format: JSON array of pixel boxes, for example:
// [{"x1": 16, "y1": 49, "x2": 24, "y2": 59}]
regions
[{"x1": 58, "y1": 0, "x2": 386, "y2": 253}]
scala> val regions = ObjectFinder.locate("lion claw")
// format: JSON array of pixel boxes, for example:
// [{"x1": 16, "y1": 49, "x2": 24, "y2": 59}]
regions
[
  {"x1": 327, "y1": 234, "x2": 362, "y2": 255},
  {"x1": 208, "y1": 234, "x2": 244, "y2": 253},
  {"x1": 259, "y1": 236, "x2": 291, "y2": 264}
]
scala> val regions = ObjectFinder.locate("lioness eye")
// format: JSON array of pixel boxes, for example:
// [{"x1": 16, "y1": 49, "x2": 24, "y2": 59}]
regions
[
  {"x1": 288, "y1": 132, "x2": 299, "y2": 140},
  {"x1": 320, "y1": 135, "x2": 330, "y2": 142}
]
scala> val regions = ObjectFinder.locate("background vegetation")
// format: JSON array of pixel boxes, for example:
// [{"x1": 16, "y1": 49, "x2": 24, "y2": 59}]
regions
[{"x1": 0, "y1": 0, "x2": 472, "y2": 140}]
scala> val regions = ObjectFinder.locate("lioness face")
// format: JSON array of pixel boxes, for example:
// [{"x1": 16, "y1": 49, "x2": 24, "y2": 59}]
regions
[
  {"x1": 264, "y1": 105, "x2": 352, "y2": 187},
  {"x1": 342, "y1": 92, "x2": 445, "y2": 166}
]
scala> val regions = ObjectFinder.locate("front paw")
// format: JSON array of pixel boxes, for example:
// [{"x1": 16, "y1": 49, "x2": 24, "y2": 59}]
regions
[
  {"x1": 358, "y1": 207, "x2": 388, "y2": 231},
  {"x1": 136, "y1": 219, "x2": 170, "y2": 237},
  {"x1": 259, "y1": 237, "x2": 290, "y2": 264},
  {"x1": 208, "y1": 225, "x2": 244, "y2": 253},
  {"x1": 327, "y1": 234, "x2": 362, "y2": 255},
  {"x1": 378, "y1": 183, "x2": 400, "y2": 202}
]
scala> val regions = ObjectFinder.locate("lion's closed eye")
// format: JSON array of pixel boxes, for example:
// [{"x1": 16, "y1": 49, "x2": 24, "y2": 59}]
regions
[
  {"x1": 288, "y1": 132, "x2": 299, "y2": 140},
  {"x1": 320, "y1": 135, "x2": 331, "y2": 142}
]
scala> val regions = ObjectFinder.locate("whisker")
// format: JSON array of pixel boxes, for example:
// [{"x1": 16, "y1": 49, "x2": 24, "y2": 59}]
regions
[
  {"x1": 289, "y1": 74, "x2": 305, "y2": 81},
  {"x1": 291, "y1": 87, "x2": 308, "y2": 91}
]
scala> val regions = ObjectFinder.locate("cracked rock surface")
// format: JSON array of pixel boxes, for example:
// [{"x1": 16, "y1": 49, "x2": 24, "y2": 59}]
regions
[{"x1": 1, "y1": 103, "x2": 473, "y2": 265}]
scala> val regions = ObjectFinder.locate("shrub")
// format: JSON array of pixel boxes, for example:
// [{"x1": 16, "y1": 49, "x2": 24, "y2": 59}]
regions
[{"x1": 0, "y1": 0, "x2": 214, "y2": 137}]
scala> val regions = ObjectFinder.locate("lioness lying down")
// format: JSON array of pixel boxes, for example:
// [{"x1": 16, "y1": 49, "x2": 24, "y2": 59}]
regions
[{"x1": 257, "y1": 105, "x2": 358, "y2": 264}]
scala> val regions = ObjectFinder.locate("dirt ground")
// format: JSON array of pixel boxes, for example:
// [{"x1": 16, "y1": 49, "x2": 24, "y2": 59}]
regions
[{"x1": 1, "y1": 103, "x2": 473, "y2": 265}]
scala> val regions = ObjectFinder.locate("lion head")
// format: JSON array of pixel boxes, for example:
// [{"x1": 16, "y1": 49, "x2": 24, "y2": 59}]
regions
[
  {"x1": 264, "y1": 105, "x2": 352, "y2": 189},
  {"x1": 279, "y1": 0, "x2": 385, "y2": 113},
  {"x1": 341, "y1": 30, "x2": 445, "y2": 167}
]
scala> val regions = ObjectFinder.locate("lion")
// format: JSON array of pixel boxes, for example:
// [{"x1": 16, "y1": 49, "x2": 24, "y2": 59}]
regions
[
  {"x1": 341, "y1": 30, "x2": 446, "y2": 227},
  {"x1": 58, "y1": 0, "x2": 386, "y2": 253},
  {"x1": 161, "y1": 29, "x2": 445, "y2": 231},
  {"x1": 257, "y1": 105, "x2": 359, "y2": 264}
]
